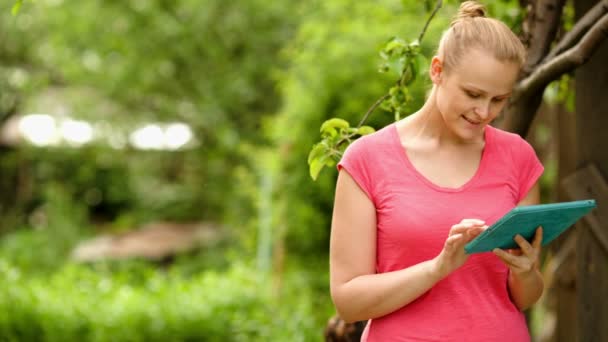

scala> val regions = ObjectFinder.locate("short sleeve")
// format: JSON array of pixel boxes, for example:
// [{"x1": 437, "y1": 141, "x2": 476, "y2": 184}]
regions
[
  {"x1": 515, "y1": 137, "x2": 544, "y2": 203},
  {"x1": 337, "y1": 138, "x2": 375, "y2": 202}
]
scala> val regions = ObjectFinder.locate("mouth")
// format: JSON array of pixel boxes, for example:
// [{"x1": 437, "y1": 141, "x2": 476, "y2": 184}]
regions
[{"x1": 462, "y1": 115, "x2": 481, "y2": 125}]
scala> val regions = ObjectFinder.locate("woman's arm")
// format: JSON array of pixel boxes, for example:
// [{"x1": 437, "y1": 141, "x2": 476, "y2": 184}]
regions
[
  {"x1": 494, "y1": 181, "x2": 544, "y2": 311},
  {"x1": 330, "y1": 169, "x2": 486, "y2": 323}
]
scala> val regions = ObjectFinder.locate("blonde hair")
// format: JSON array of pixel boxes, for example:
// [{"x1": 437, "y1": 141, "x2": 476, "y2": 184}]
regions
[{"x1": 437, "y1": 1, "x2": 526, "y2": 73}]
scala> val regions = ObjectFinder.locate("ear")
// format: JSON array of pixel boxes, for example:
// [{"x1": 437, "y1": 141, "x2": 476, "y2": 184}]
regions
[{"x1": 429, "y1": 56, "x2": 443, "y2": 85}]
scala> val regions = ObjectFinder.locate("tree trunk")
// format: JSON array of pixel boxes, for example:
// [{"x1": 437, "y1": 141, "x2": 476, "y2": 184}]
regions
[
  {"x1": 573, "y1": 1, "x2": 608, "y2": 341},
  {"x1": 550, "y1": 101, "x2": 579, "y2": 342}
]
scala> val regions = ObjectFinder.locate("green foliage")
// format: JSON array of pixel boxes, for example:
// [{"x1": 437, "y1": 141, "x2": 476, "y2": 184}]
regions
[
  {"x1": 0, "y1": 183, "x2": 88, "y2": 275},
  {"x1": 303, "y1": 0, "x2": 526, "y2": 185},
  {"x1": 308, "y1": 118, "x2": 375, "y2": 180},
  {"x1": 0, "y1": 0, "x2": 301, "y2": 231},
  {"x1": 305, "y1": 2, "x2": 437, "y2": 181},
  {"x1": 4, "y1": 0, "x2": 298, "y2": 133},
  {"x1": 271, "y1": 0, "x2": 451, "y2": 255},
  {"x1": 484, "y1": 0, "x2": 527, "y2": 33},
  {"x1": 543, "y1": 73, "x2": 575, "y2": 113},
  {"x1": 0, "y1": 259, "x2": 332, "y2": 341},
  {"x1": 11, "y1": 0, "x2": 22, "y2": 16},
  {"x1": 379, "y1": 37, "x2": 424, "y2": 120},
  {"x1": 8, "y1": 147, "x2": 133, "y2": 225}
]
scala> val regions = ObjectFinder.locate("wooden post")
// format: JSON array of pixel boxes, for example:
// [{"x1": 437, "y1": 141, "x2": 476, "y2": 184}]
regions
[
  {"x1": 561, "y1": 164, "x2": 608, "y2": 341},
  {"x1": 571, "y1": 0, "x2": 608, "y2": 337},
  {"x1": 547, "y1": 101, "x2": 579, "y2": 342}
]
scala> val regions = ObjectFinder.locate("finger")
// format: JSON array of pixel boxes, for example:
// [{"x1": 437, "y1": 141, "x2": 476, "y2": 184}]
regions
[
  {"x1": 494, "y1": 251, "x2": 522, "y2": 269},
  {"x1": 450, "y1": 223, "x2": 487, "y2": 236},
  {"x1": 460, "y1": 219, "x2": 486, "y2": 226},
  {"x1": 445, "y1": 233, "x2": 464, "y2": 250},
  {"x1": 532, "y1": 227, "x2": 543, "y2": 250},
  {"x1": 461, "y1": 226, "x2": 488, "y2": 243},
  {"x1": 449, "y1": 224, "x2": 472, "y2": 236},
  {"x1": 446, "y1": 233, "x2": 462, "y2": 243},
  {"x1": 514, "y1": 234, "x2": 535, "y2": 257},
  {"x1": 507, "y1": 248, "x2": 523, "y2": 256},
  {"x1": 493, "y1": 248, "x2": 526, "y2": 269},
  {"x1": 468, "y1": 225, "x2": 488, "y2": 236}
]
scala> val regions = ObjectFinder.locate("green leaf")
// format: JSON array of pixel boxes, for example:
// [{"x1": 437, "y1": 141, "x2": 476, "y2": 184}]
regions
[
  {"x1": 400, "y1": 64, "x2": 414, "y2": 85},
  {"x1": 327, "y1": 133, "x2": 344, "y2": 147},
  {"x1": 320, "y1": 118, "x2": 350, "y2": 134},
  {"x1": 309, "y1": 155, "x2": 329, "y2": 181},
  {"x1": 384, "y1": 37, "x2": 406, "y2": 54},
  {"x1": 307, "y1": 142, "x2": 328, "y2": 165},
  {"x1": 386, "y1": 55, "x2": 407, "y2": 78},
  {"x1": 357, "y1": 126, "x2": 375, "y2": 135},
  {"x1": 325, "y1": 158, "x2": 336, "y2": 168},
  {"x1": 408, "y1": 40, "x2": 421, "y2": 56},
  {"x1": 12, "y1": 0, "x2": 23, "y2": 16},
  {"x1": 409, "y1": 60, "x2": 419, "y2": 83}
]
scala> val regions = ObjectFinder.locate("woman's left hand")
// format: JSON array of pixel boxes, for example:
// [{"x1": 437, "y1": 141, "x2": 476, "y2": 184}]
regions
[{"x1": 493, "y1": 227, "x2": 543, "y2": 276}]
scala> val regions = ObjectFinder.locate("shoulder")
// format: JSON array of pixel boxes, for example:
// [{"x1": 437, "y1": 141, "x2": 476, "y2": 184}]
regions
[
  {"x1": 344, "y1": 123, "x2": 395, "y2": 155},
  {"x1": 486, "y1": 125, "x2": 534, "y2": 156},
  {"x1": 337, "y1": 123, "x2": 395, "y2": 183},
  {"x1": 487, "y1": 125, "x2": 526, "y2": 146},
  {"x1": 337, "y1": 124, "x2": 395, "y2": 202},
  {"x1": 486, "y1": 125, "x2": 541, "y2": 174}
]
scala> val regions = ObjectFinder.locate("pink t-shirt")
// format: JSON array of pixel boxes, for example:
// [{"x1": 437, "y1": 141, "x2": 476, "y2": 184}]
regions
[{"x1": 337, "y1": 123, "x2": 544, "y2": 342}]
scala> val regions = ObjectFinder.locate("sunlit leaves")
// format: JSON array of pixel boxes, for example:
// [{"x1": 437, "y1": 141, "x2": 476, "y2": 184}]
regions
[
  {"x1": 308, "y1": 23, "x2": 428, "y2": 180},
  {"x1": 319, "y1": 118, "x2": 349, "y2": 138},
  {"x1": 543, "y1": 74, "x2": 575, "y2": 112},
  {"x1": 378, "y1": 37, "x2": 423, "y2": 120},
  {"x1": 12, "y1": 0, "x2": 22, "y2": 16},
  {"x1": 308, "y1": 118, "x2": 375, "y2": 180}
]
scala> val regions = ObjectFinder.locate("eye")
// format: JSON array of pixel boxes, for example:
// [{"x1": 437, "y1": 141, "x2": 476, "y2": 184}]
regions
[
  {"x1": 465, "y1": 91, "x2": 480, "y2": 98},
  {"x1": 492, "y1": 97, "x2": 507, "y2": 103}
]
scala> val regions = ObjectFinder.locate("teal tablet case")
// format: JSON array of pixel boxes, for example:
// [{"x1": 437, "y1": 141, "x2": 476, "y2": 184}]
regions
[{"x1": 465, "y1": 199, "x2": 597, "y2": 254}]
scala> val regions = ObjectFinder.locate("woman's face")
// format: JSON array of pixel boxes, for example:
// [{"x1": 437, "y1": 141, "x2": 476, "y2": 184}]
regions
[{"x1": 431, "y1": 48, "x2": 520, "y2": 142}]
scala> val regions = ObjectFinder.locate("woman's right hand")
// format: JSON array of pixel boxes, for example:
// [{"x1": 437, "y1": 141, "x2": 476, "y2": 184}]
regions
[{"x1": 432, "y1": 219, "x2": 488, "y2": 279}]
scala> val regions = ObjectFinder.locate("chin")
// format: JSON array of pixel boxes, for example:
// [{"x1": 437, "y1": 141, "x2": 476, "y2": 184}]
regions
[{"x1": 453, "y1": 123, "x2": 485, "y2": 142}]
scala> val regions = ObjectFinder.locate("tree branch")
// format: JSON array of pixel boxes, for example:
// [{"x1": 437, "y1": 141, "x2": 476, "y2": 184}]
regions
[
  {"x1": 418, "y1": 0, "x2": 443, "y2": 43},
  {"x1": 334, "y1": 93, "x2": 390, "y2": 147},
  {"x1": 522, "y1": 0, "x2": 567, "y2": 76},
  {"x1": 542, "y1": 0, "x2": 608, "y2": 63},
  {"x1": 357, "y1": 93, "x2": 390, "y2": 128},
  {"x1": 501, "y1": 12, "x2": 608, "y2": 136},
  {"x1": 349, "y1": 0, "x2": 443, "y2": 135},
  {"x1": 516, "y1": 13, "x2": 608, "y2": 99}
]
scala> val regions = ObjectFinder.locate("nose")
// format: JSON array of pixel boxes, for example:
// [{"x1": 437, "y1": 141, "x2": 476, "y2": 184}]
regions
[{"x1": 474, "y1": 102, "x2": 492, "y2": 120}]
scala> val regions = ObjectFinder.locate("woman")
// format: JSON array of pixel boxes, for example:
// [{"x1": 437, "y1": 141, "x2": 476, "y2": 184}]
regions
[{"x1": 329, "y1": 1, "x2": 544, "y2": 341}]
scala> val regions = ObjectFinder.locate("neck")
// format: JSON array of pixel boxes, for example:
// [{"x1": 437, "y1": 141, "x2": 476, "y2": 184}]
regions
[{"x1": 404, "y1": 87, "x2": 481, "y2": 147}]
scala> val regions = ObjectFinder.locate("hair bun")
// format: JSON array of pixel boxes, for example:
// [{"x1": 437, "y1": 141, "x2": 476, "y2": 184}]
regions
[{"x1": 452, "y1": 1, "x2": 486, "y2": 26}]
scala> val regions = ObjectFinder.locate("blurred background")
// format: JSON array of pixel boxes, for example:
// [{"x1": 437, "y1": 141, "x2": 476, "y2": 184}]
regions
[{"x1": 0, "y1": 0, "x2": 606, "y2": 341}]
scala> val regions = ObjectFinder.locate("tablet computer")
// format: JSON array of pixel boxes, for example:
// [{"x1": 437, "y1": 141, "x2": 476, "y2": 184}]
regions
[{"x1": 465, "y1": 199, "x2": 597, "y2": 254}]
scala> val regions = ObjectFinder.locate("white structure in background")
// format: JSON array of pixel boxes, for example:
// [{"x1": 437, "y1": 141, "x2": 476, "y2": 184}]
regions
[
  {"x1": 18, "y1": 114, "x2": 61, "y2": 146},
  {"x1": 18, "y1": 114, "x2": 94, "y2": 147},
  {"x1": 129, "y1": 123, "x2": 193, "y2": 150},
  {"x1": 164, "y1": 123, "x2": 193, "y2": 150},
  {"x1": 129, "y1": 124, "x2": 165, "y2": 150},
  {"x1": 10, "y1": 114, "x2": 194, "y2": 150},
  {"x1": 60, "y1": 119, "x2": 94, "y2": 146}
]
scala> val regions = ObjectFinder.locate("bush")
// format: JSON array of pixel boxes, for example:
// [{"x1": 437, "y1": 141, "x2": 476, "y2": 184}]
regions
[{"x1": 0, "y1": 260, "x2": 332, "y2": 342}]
